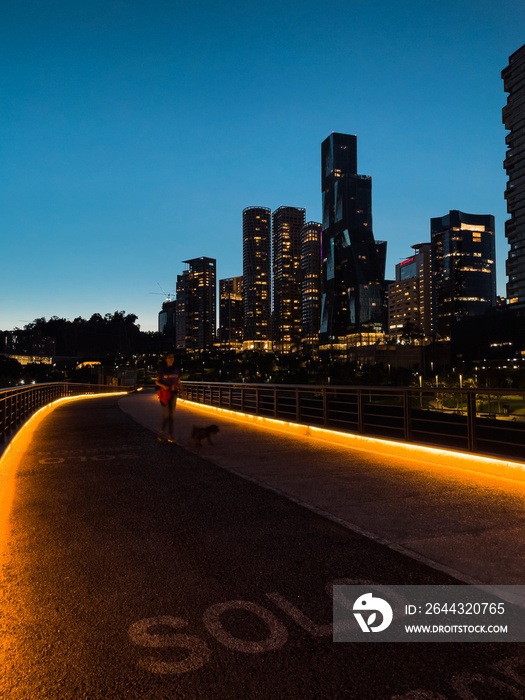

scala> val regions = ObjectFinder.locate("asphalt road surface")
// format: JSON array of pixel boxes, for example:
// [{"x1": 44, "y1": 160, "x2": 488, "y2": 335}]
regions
[{"x1": 1, "y1": 396, "x2": 524, "y2": 699}]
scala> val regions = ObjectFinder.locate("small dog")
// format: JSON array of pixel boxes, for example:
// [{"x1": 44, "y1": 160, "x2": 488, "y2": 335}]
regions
[{"x1": 191, "y1": 424, "x2": 220, "y2": 447}]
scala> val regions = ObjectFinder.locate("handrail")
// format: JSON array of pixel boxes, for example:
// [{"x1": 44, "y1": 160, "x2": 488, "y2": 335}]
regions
[
  {"x1": 181, "y1": 380, "x2": 525, "y2": 396},
  {"x1": 180, "y1": 381, "x2": 525, "y2": 461},
  {"x1": 0, "y1": 382, "x2": 135, "y2": 447}
]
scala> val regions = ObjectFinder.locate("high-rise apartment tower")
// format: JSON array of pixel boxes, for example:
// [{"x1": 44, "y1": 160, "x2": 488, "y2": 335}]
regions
[
  {"x1": 272, "y1": 206, "x2": 306, "y2": 352},
  {"x1": 502, "y1": 43, "x2": 525, "y2": 310},
  {"x1": 175, "y1": 257, "x2": 216, "y2": 350},
  {"x1": 243, "y1": 207, "x2": 271, "y2": 348},
  {"x1": 218, "y1": 276, "x2": 244, "y2": 349},
  {"x1": 301, "y1": 221, "x2": 322, "y2": 351}
]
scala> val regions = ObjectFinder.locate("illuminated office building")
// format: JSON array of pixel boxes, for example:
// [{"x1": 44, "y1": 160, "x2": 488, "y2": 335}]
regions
[
  {"x1": 502, "y1": 43, "x2": 525, "y2": 310},
  {"x1": 388, "y1": 243, "x2": 432, "y2": 340},
  {"x1": 319, "y1": 133, "x2": 386, "y2": 351},
  {"x1": 218, "y1": 276, "x2": 244, "y2": 349},
  {"x1": 301, "y1": 221, "x2": 322, "y2": 351},
  {"x1": 272, "y1": 205, "x2": 306, "y2": 352},
  {"x1": 175, "y1": 257, "x2": 216, "y2": 350},
  {"x1": 431, "y1": 211, "x2": 496, "y2": 340},
  {"x1": 243, "y1": 206, "x2": 271, "y2": 348}
]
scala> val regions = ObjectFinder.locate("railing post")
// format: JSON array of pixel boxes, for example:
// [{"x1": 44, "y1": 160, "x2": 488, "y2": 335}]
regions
[
  {"x1": 467, "y1": 391, "x2": 477, "y2": 453},
  {"x1": 0, "y1": 398, "x2": 4, "y2": 444},
  {"x1": 274, "y1": 387, "x2": 278, "y2": 418},
  {"x1": 255, "y1": 386, "x2": 260, "y2": 416},
  {"x1": 323, "y1": 388, "x2": 328, "y2": 427},
  {"x1": 403, "y1": 389, "x2": 412, "y2": 442},
  {"x1": 357, "y1": 389, "x2": 364, "y2": 434},
  {"x1": 296, "y1": 387, "x2": 300, "y2": 422}
]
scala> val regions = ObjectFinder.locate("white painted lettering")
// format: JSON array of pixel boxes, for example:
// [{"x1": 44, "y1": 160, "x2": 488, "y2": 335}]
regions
[
  {"x1": 128, "y1": 616, "x2": 211, "y2": 675},
  {"x1": 391, "y1": 692, "x2": 447, "y2": 699},
  {"x1": 491, "y1": 655, "x2": 525, "y2": 688},
  {"x1": 203, "y1": 600, "x2": 288, "y2": 653},
  {"x1": 451, "y1": 671, "x2": 523, "y2": 699},
  {"x1": 266, "y1": 592, "x2": 331, "y2": 637}
]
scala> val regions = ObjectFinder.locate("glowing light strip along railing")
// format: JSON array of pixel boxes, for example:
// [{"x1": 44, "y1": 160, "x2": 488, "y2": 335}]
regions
[
  {"x1": 0, "y1": 382, "x2": 134, "y2": 447},
  {"x1": 181, "y1": 382, "x2": 525, "y2": 460}
]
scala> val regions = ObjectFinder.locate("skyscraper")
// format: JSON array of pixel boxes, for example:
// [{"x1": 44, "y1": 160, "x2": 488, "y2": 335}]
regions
[
  {"x1": 301, "y1": 221, "x2": 322, "y2": 351},
  {"x1": 158, "y1": 297, "x2": 177, "y2": 341},
  {"x1": 218, "y1": 276, "x2": 244, "y2": 349},
  {"x1": 319, "y1": 133, "x2": 386, "y2": 351},
  {"x1": 502, "y1": 43, "x2": 525, "y2": 310},
  {"x1": 175, "y1": 257, "x2": 216, "y2": 350},
  {"x1": 272, "y1": 206, "x2": 306, "y2": 352},
  {"x1": 243, "y1": 206, "x2": 272, "y2": 348},
  {"x1": 388, "y1": 243, "x2": 432, "y2": 340},
  {"x1": 431, "y1": 211, "x2": 496, "y2": 340}
]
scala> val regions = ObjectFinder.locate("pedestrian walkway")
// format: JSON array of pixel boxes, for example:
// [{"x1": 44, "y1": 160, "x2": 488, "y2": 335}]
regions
[
  {"x1": 6, "y1": 394, "x2": 524, "y2": 699},
  {"x1": 120, "y1": 389, "x2": 525, "y2": 586}
]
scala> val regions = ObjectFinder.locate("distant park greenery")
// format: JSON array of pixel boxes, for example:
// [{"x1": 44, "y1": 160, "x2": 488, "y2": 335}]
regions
[
  {"x1": 24, "y1": 311, "x2": 150, "y2": 357},
  {"x1": 172, "y1": 350, "x2": 525, "y2": 389},
  {"x1": 0, "y1": 312, "x2": 523, "y2": 389},
  {"x1": 0, "y1": 312, "x2": 170, "y2": 387}
]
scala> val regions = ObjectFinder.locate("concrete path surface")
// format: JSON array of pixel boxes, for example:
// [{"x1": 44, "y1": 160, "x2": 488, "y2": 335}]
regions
[
  {"x1": 5, "y1": 395, "x2": 525, "y2": 699},
  {"x1": 120, "y1": 389, "x2": 525, "y2": 587}
]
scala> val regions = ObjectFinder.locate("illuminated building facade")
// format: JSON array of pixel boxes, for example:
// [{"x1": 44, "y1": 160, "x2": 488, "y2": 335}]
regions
[
  {"x1": 301, "y1": 221, "x2": 322, "y2": 351},
  {"x1": 388, "y1": 242, "x2": 432, "y2": 340},
  {"x1": 1, "y1": 331, "x2": 55, "y2": 364},
  {"x1": 243, "y1": 207, "x2": 271, "y2": 347},
  {"x1": 218, "y1": 276, "x2": 244, "y2": 349},
  {"x1": 431, "y1": 211, "x2": 496, "y2": 340},
  {"x1": 175, "y1": 257, "x2": 216, "y2": 350},
  {"x1": 272, "y1": 205, "x2": 306, "y2": 352},
  {"x1": 319, "y1": 133, "x2": 387, "y2": 352},
  {"x1": 502, "y1": 43, "x2": 525, "y2": 310}
]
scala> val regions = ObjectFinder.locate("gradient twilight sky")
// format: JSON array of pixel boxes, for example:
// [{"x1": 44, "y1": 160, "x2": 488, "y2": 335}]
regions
[{"x1": 1, "y1": 0, "x2": 523, "y2": 333}]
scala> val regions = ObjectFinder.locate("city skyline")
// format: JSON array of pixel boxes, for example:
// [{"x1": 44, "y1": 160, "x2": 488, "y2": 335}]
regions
[{"x1": 1, "y1": 1, "x2": 524, "y2": 332}]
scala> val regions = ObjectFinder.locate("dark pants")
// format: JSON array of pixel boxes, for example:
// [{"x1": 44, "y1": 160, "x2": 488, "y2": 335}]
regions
[{"x1": 160, "y1": 393, "x2": 177, "y2": 437}]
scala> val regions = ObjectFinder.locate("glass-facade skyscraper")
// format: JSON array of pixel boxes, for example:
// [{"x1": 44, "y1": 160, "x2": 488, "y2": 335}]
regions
[
  {"x1": 502, "y1": 43, "x2": 525, "y2": 310},
  {"x1": 319, "y1": 133, "x2": 386, "y2": 350}
]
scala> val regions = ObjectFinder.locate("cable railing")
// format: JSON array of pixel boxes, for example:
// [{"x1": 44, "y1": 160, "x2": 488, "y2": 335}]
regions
[
  {"x1": 181, "y1": 382, "x2": 525, "y2": 461},
  {"x1": 0, "y1": 382, "x2": 135, "y2": 448}
]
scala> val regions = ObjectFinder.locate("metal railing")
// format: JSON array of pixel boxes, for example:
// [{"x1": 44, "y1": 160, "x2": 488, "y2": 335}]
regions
[
  {"x1": 0, "y1": 382, "x2": 134, "y2": 448},
  {"x1": 181, "y1": 382, "x2": 525, "y2": 461}
]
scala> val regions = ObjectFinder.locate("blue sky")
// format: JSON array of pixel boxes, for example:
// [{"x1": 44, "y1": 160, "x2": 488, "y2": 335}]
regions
[{"x1": 1, "y1": 0, "x2": 523, "y2": 332}]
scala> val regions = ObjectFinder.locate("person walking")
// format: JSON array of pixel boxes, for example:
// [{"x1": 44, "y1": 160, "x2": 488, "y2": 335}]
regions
[{"x1": 155, "y1": 351, "x2": 182, "y2": 443}]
